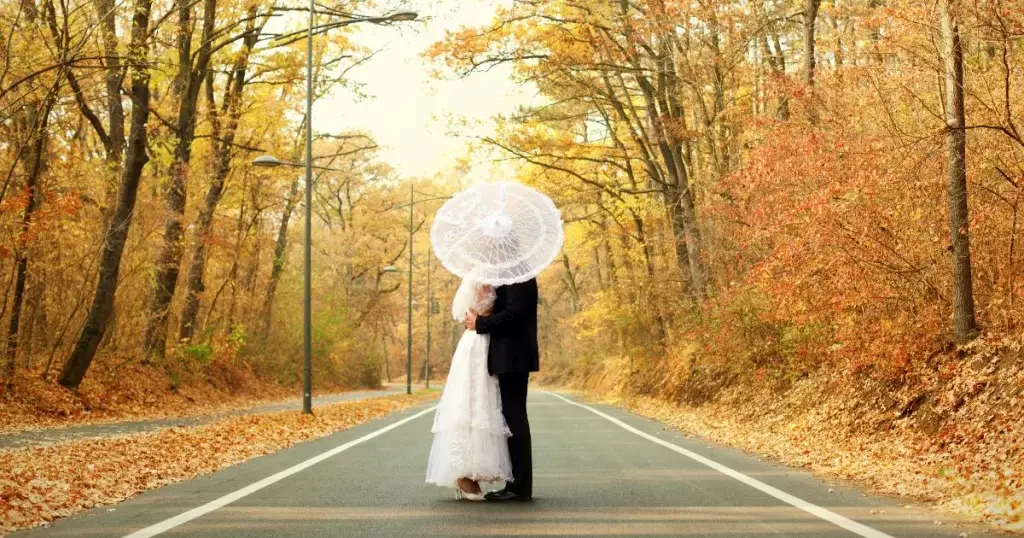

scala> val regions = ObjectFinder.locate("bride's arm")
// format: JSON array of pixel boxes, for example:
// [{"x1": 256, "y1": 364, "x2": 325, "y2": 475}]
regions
[{"x1": 475, "y1": 285, "x2": 495, "y2": 316}]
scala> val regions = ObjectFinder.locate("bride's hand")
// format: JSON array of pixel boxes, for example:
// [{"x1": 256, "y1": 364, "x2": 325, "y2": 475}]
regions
[{"x1": 465, "y1": 309, "x2": 478, "y2": 331}]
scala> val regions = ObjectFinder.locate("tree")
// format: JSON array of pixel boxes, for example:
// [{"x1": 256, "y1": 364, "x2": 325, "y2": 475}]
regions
[
  {"x1": 66, "y1": 0, "x2": 128, "y2": 225},
  {"x1": 178, "y1": 8, "x2": 265, "y2": 341},
  {"x1": 758, "y1": 4, "x2": 790, "y2": 121},
  {"x1": 59, "y1": 0, "x2": 154, "y2": 389},
  {"x1": 144, "y1": 0, "x2": 218, "y2": 358},
  {"x1": 5, "y1": 89, "x2": 55, "y2": 373},
  {"x1": 938, "y1": 0, "x2": 978, "y2": 343},
  {"x1": 261, "y1": 175, "x2": 302, "y2": 339},
  {"x1": 432, "y1": 0, "x2": 713, "y2": 300},
  {"x1": 803, "y1": 0, "x2": 822, "y2": 122}
]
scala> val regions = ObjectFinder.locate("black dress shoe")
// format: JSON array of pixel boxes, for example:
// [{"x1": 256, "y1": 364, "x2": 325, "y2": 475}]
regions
[{"x1": 484, "y1": 489, "x2": 532, "y2": 502}]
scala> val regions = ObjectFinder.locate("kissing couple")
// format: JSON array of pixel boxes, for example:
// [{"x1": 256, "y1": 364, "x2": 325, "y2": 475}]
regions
[{"x1": 424, "y1": 181, "x2": 563, "y2": 503}]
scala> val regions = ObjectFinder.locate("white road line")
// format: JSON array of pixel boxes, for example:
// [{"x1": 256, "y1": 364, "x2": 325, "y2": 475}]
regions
[
  {"x1": 123, "y1": 405, "x2": 437, "y2": 538},
  {"x1": 547, "y1": 392, "x2": 894, "y2": 538}
]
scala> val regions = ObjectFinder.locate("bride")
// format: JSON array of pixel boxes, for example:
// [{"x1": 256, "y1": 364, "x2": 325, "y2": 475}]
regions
[{"x1": 425, "y1": 276, "x2": 513, "y2": 500}]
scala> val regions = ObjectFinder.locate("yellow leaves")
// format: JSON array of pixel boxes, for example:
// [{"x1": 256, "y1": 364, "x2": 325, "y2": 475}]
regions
[
  {"x1": 425, "y1": 24, "x2": 516, "y2": 73},
  {"x1": 0, "y1": 392, "x2": 438, "y2": 534},
  {"x1": 571, "y1": 291, "x2": 617, "y2": 339},
  {"x1": 949, "y1": 491, "x2": 1023, "y2": 530}
]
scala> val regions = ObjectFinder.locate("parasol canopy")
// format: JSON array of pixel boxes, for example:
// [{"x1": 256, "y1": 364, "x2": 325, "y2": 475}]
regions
[{"x1": 430, "y1": 181, "x2": 564, "y2": 286}]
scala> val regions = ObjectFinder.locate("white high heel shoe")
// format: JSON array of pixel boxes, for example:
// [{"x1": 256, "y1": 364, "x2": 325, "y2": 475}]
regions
[{"x1": 455, "y1": 488, "x2": 485, "y2": 501}]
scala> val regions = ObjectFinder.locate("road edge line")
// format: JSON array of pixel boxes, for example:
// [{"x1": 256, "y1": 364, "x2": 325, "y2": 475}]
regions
[
  {"x1": 123, "y1": 405, "x2": 437, "y2": 538},
  {"x1": 546, "y1": 392, "x2": 894, "y2": 538}
]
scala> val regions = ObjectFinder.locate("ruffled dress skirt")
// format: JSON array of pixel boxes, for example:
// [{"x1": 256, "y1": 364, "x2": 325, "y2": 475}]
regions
[{"x1": 425, "y1": 330, "x2": 513, "y2": 487}]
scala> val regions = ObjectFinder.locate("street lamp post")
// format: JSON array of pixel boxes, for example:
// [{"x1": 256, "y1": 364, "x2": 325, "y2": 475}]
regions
[
  {"x1": 396, "y1": 188, "x2": 452, "y2": 396},
  {"x1": 249, "y1": 7, "x2": 416, "y2": 415},
  {"x1": 252, "y1": 153, "x2": 353, "y2": 413},
  {"x1": 302, "y1": 0, "x2": 314, "y2": 415},
  {"x1": 406, "y1": 181, "x2": 414, "y2": 396},
  {"x1": 374, "y1": 189, "x2": 451, "y2": 397},
  {"x1": 424, "y1": 252, "x2": 432, "y2": 390}
]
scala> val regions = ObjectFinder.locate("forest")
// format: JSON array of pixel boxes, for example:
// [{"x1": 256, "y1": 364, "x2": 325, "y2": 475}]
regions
[{"x1": 0, "y1": 0, "x2": 454, "y2": 420}]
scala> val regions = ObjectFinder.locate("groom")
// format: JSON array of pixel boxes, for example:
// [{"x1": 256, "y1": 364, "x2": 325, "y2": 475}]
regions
[{"x1": 465, "y1": 277, "x2": 538, "y2": 502}]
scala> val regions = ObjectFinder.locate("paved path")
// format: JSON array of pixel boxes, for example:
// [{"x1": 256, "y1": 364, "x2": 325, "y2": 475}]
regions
[
  {"x1": 0, "y1": 388, "x2": 404, "y2": 450},
  {"x1": 16, "y1": 392, "x2": 989, "y2": 537}
]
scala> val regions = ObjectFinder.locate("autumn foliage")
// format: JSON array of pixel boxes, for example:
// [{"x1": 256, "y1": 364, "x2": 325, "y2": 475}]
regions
[
  {"x1": 0, "y1": 0, "x2": 452, "y2": 420},
  {"x1": 428, "y1": 0, "x2": 1024, "y2": 528}
]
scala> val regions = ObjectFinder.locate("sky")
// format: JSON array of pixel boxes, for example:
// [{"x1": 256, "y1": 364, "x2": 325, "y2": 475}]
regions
[{"x1": 313, "y1": 0, "x2": 536, "y2": 180}]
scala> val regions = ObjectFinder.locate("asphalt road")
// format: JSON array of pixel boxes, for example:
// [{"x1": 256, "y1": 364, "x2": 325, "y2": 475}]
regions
[{"x1": 16, "y1": 392, "x2": 989, "y2": 538}]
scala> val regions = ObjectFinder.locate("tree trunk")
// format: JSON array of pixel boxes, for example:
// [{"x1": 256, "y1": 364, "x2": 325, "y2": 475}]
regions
[
  {"x1": 176, "y1": 202, "x2": 208, "y2": 342},
  {"x1": 224, "y1": 191, "x2": 251, "y2": 332},
  {"x1": 831, "y1": 16, "x2": 845, "y2": 73},
  {"x1": 59, "y1": 0, "x2": 153, "y2": 389},
  {"x1": 421, "y1": 253, "x2": 433, "y2": 383},
  {"x1": 622, "y1": 31, "x2": 707, "y2": 300},
  {"x1": 179, "y1": 11, "x2": 260, "y2": 341},
  {"x1": 663, "y1": 193, "x2": 692, "y2": 289},
  {"x1": 177, "y1": 11, "x2": 260, "y2": 340},
  {"x1": 803, "y1": 0, "x2": 821, "y2": 87},
  {"x1": 92, "y1": 0, "x2": 126, "y2": 225},
  {"x1": 240, "y1": 216, "x2": 262, "y2": 328},
  {"x1": 592, "y1": 246, "x2": 604, "y2": 289},
  {"x1": 599, "y1": 217, "x2": 618, "y2": 291},
  {"x1": 803, "y1": 0, "x2": 822, "y2": 122},
  {"x1": 629, "y1": 215, "x2": 667, "y2": 341},
  {"x1": 261, "y1": 177, "x2": 301, "y2": 339},
  {"x1": 560, "y1": 252, "x2": 580, "y2": 313},
  {"x1": 145, "y1": 168, "x2": 187, "y2": 355},
  {"x1": 5, "y1": 95, "x2": 52, "y2": 373},
  {"x1": 144, "y1": 0, "x2": 216, "y2": 356},
  {"x1": 664, "y1": 179, "x2": 706, "y2": 300},
  {"x1": 758, "y1": 2, "x2": 790, "y2": 122},
  {"x1": 632, "y1": 66, "x2": 705, "y2": 299},
  {"x1": 680, "y1": 185, "x2": 706, "y2": 299},
  {"x1": 381, "y1": 328, "x2": 391, "y2": 382},
  {"x1": 868, "y1": 0, "x2": 885, "y2": 65},
  {"x1": 24, "y1": 282, "x2": 46, "y2": 369},
  {"x1": 939, "y1": 0, "x2": 979, "y2": 343}
]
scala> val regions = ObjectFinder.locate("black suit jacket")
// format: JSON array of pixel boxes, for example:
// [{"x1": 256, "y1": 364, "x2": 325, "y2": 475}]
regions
[{"x1": 476, "y1": 279, "x2": 539, "y2": 375}]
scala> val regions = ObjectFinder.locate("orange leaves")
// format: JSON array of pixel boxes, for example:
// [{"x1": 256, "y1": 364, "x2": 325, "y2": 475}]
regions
[
  {"x1": 0, "y1": 392, "x2": 438, "y2": 534},
  {"x1": 599, "y1": 334, "x2": 1024, "y2": 531},
  {"x1": 708, "y1": 119, "x2": 954, "y2": 374},
  {"x1": 0, "y1": 362, "x2": 290, "y2": 433}
]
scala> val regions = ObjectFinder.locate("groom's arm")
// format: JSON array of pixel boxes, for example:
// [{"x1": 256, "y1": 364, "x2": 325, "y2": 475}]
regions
[{"x1": 474, "y1": 280, "x2": 535, "y2": 335}]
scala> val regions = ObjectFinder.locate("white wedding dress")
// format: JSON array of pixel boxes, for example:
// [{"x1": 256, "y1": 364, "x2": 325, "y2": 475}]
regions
[{"x1": 425, "y1": 279, "x2": 513, "y2": 488}]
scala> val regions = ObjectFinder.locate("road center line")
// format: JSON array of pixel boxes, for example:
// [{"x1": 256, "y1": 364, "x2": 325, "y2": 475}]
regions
[
  {"x1": 123, "y1": 405, "x2": 438, "y2": 538},
  {"x1": 547, "y1": 392, "x2": 894, "y2": 538}
]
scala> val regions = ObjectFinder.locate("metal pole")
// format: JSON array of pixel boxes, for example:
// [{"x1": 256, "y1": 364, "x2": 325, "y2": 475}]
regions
[
  {"x1": 425, "y1": 253, "x2": 431, "y2": 389},
  {"x1": 302, "y1": 0, "x2": 314, "y2": 414},
  {"x1": 406, "y1": 181, "x2": 414, "y2": 395}
]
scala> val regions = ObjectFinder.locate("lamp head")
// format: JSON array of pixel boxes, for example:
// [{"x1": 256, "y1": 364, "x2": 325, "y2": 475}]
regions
[
  {"x1": 388, "y1": 11, "x2": 418, "y2": 21},
  {"x1": 253, "y1": 155, "x2": 283, "y2": 168}
]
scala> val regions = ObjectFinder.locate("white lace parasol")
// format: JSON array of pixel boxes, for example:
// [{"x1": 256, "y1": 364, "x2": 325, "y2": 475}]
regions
[{"x1": 431, "y1": 181, "x2": 564, "y2": 286}]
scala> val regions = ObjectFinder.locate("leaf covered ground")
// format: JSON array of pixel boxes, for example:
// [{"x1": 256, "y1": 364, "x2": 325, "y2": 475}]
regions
[
  {"x1": 581, "y1": 336, "x2": 1023, "y2": 533},
  {"x1": 0, "y1": 364, "x2": 298, "y2": 434},
  {"x1": 0, "y1": 392, "x2": 437, "y2": 534}
]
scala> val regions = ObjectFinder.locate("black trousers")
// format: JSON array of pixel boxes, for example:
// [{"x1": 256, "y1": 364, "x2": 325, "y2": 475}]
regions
[{"x1": 497, "y1": 372, "x2": 532, "y2": 496}]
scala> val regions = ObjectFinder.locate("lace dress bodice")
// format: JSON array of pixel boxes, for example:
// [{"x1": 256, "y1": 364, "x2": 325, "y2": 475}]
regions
[
  {"x1": 452, "y1": 279, "x2": 496, "y2": 322},
  {"x1": 471, "y1": 285, "x2": 496, "y2": 316}
]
